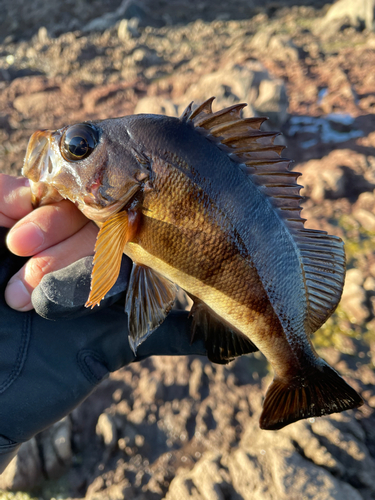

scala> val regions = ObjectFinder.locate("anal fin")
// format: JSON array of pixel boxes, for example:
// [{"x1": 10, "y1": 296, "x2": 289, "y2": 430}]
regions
[
  {"x1": 190, "y1": 298, "x2": 258, "y2": 364},
  {"x1": 260, "y1": 362, "x2": 364, "y2": 430},
  {"x1": 126, "y1": 264, "x2": 177, "y2": 354}
]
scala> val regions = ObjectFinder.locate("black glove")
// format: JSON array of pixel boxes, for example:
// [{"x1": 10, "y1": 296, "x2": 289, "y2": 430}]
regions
[{"x1": 0, "y1": 228, "x2": 206, "y2": 474}]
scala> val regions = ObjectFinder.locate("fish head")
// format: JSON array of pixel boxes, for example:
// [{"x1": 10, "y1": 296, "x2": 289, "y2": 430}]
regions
[{"x1": 22, "y1": 120, "x2": 150, "y2": 222}]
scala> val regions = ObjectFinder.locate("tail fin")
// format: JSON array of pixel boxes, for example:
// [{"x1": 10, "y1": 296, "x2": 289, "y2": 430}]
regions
[{"x1": 260, "y1": 362, "x2": 364, "y2": 430}]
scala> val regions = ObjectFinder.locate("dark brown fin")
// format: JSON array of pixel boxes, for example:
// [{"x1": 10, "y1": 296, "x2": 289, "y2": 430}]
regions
[
  {"x1": 190, "y1": 299, "x2": 258, "y2": 364},
  {"x1": 85, "y1": 210, "x2": 138, "y2": 308},
  {"x1": 260, "y1": 362, "x2": 364, "y2": 431},
  {"x1": 125, "y1": 264, "x2": 177, "y2": 354},
  {"x1": 183, "y1": 98, "x2": 346, "y2": 333}
]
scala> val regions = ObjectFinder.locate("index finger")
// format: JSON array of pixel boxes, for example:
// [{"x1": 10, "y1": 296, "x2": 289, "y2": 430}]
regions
[{"x1": 0, "y1": 175, "x2": 33, "y2": 228}]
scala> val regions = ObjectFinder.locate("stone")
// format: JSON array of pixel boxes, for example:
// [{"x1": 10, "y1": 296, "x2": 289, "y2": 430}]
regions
[
  {"x1": 83, "y1": 0, "x2": 151, "y2": 33},
  {"x1": 250, "y1": 31, "x2": 300, "y2": 62},
  {"x1": 353, "y1": 208, "x2": 375, "y2": 232},
  {"x1": 317, "y1": 0, "x2": 375, "y2": 34},
  {"x1": 166, "y1": 452, "x2": 236, "y2": 500},
  {"x1": 37, "y1": 26, "x2": 49, "y2": 45},
  {"x1": 0, "y1": 438, "x2": 42, "y2": 490},
  {"x1": 298, "y1": 150, "x2": 375, "y2": 202},
  {"x1": 38, "y1": 417, "x2": 72, "y2": 479},
  {"x1": 189, "y1": 359, "x2": 204, "y2": 400},
  {"x1": 136, "y1": 373, "x2": 164, "y2": 403},
  {"x1": 13, "y1": 92, "x2": 50, "y2": 117},
  {"x1": 96, "y1": 413, "x2": 117, "y2": 449},
  {"x1": 134, "y1": 96, "x2": 178, "y2": 117},
  {"x1": 179, "y1": 62, "x2": 288, "y2": 128},
  {"x1": 117, "y1": 18, "x2": 140, "y2": 40},
  {"x1": 341, "y1": 268, "x2": 369, "y2": 324},
  {"x1": 167, "y1": 419, "x2": 365, "y2": 500},
  {"x1": 267, "y1": 34, "x2": 300, "y2": 62},
  {"x1": 364, "y1": 276, "x2": 375, "y2": 291},
  {"x1": 254, "y1": 79, "x2": 288, "y2": 128}
]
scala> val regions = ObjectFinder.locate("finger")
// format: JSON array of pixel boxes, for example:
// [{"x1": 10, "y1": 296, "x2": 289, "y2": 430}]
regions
[
  {"x1": 5, "y1": 221, "x2": 98, "y2": 311},
  {"x1": 0, "y1": 175, "x2": 32, "y2": 227},
  {"x1": 7, "y1": 200, "x2": 90, "y2": 257}
]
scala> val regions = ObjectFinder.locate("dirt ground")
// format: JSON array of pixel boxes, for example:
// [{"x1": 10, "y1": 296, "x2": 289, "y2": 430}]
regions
[{"x1": 1, "y1": 0, "x2": 375, "y2": 498}]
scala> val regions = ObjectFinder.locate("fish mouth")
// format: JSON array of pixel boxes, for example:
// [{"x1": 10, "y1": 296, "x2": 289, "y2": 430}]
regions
[{"x1": 23, "y1": 129, "x2": 64, "y2": 208}]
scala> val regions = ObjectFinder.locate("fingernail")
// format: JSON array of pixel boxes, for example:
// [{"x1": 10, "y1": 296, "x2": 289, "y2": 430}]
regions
[
  {"x1": 5, "y1": 279, "x2": 32, "y2": 310},
  {"x1": 8, "y1": 221, "x2": 44, "y2": 255}
]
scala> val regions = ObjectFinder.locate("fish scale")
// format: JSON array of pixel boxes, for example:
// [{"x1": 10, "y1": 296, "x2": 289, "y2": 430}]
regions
[{"x1": 22, "y1": 97, "x2": 364, "y2": 430}]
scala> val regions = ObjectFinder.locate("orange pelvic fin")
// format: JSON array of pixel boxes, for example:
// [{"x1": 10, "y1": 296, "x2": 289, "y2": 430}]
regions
[
  {"x1": 85, "y1": 209, "x2": 139, "y2": 308},
  {"x1": 126, "y1": 264, "x2": 178, "y2": 354},
  {"x1": 259, "y1": 362, "x2": 364, "y2": 430}
]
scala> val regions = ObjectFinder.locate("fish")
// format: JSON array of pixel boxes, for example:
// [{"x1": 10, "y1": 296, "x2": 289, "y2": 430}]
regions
[{"x1": 22, "y1": 97, "x2": 364, "y2": 430}]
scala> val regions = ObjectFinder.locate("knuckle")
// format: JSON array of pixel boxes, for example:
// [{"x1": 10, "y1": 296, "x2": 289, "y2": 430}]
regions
[{"x1": 24, "y1": 255, "x2": 54, "y2": 289}]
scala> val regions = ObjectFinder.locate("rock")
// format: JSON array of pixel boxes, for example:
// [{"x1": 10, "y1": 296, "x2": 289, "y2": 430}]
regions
[
  {"x1": 0, "y1": 418, "x2": 72, "y2": 490},
  {"x1": 83, "y1": 0, "x2": 152, "y2": 33},
  {"x1": 254, "y1": 79, "x2": 288, "y2": 128},
  {"x1": 166, "y1": 451, "x2": 237, "y2": 500},
  {"x1": 179, "y1": 65, "x2": 256, "y2": 115},
  {"x1": 37, "y1": 26, "x2": 49, "y2": 45},
  {"x1": 353, "y1": 208, "x2": 375, "y2": 232},
  {"x1": 136, "y1": 373, "x2": 164, "y2": 403},
  {"x1": 38, "y1": 416, "x2": 72, "y2": 479},
  {"x1": 266, "y1": 34, "x2": 300, "y2": 62},
  {"x1": 364, "y1": 276, "x2": 375, "y2": 291},
  {"x1": 96, "y1": 413, "x2": 117, "y2": 449},
  {"x1": 353, "y1": 191, "x2": 375, "y2": 231},
  {"x1": 341, "y1": 268, "x2": 369, "y2": 324},
  {"x1": 298, "y1": 150, "x2": 375, "y2": 202},
  {"x1": 179, "y1": 62, "x2": 288, "y2": 128},
  {"x1": 118, "y1": 18, "x2": 140, "y2": 40},
  {"x1": 309, "y1": 417, "x2": 375, "y2": 489},
  {"x1": 167, "y1": 418, "x2": 366, "y2": 500},
  {"x1": 131, "y1": 47, "x2": 163, "y2": 67},
  {"x1": 83, "y1": 12, "x2": 120, "y2": 33},
  {"x1": 122, "y1": 422, "x2": 138, "y2": 448},
  {"x1": 13, "y1": 92, "x2": 50, "y2": 117},
  {"x1": 134, "y1": 96, "x2": 178, "y2": 116},
  {"x1": 250, "y1": 31, "x2": 300, "y2": 62},
  {"x1": 189, "y1": 359, "x2": 204, "y2": 400},
  {"x1": 0, "y1": 438, "x2": 42, "y2": 490},
  {"x1": 317, "y1": 0, "x2": 375, "y2": 35}
]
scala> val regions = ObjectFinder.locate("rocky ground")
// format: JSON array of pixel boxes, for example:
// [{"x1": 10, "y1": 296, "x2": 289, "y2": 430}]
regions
[{"x1": 1, "y1": 0, "x2": 375, "y2": 498}]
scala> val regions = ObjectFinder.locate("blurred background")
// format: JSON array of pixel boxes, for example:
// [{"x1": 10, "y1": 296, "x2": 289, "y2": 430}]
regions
[{"x1": 1, "y1": 0, "x2": 375, "y2": 498}]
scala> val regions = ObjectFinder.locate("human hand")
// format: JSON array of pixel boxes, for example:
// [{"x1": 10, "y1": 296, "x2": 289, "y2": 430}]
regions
[
  {"x1": 0, "y1": 175, "x2": 206, "y2": 473},
  {"x1": 2, "y1": 174, "x2": 99, "y2": 312}
]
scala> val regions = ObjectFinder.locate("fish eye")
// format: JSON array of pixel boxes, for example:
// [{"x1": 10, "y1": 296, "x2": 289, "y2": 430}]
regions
[{"x1": 61, "y1": 123, "x2": 99, "y2": 162}]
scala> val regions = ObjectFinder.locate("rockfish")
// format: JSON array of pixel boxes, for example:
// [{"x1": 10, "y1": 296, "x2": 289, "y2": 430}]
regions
[{"x1": 22, "y1": 98, "x2": 363, "y2": 429}]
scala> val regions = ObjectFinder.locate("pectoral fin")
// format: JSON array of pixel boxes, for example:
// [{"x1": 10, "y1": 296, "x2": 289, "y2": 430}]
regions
[
  {"x1": 86, "y1": 210, "x2": 139, "y2": 308},
  {"x1": 126, "y1": 264, "x2": 178, "y2": 354},
  {"x1": 190, "y1": 298, "x2": 258, "y2": 364}
]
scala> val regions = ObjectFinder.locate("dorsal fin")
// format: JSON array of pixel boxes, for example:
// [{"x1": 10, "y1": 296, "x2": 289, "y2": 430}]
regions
[{"x1": 180, "y1": 97, "x2": 345, "y2": 333}]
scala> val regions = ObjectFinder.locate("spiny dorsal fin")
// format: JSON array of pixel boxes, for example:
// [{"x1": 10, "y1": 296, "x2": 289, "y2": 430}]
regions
[{"x1": 182, "y1": 97, "x2": 346, "y2": 333}]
